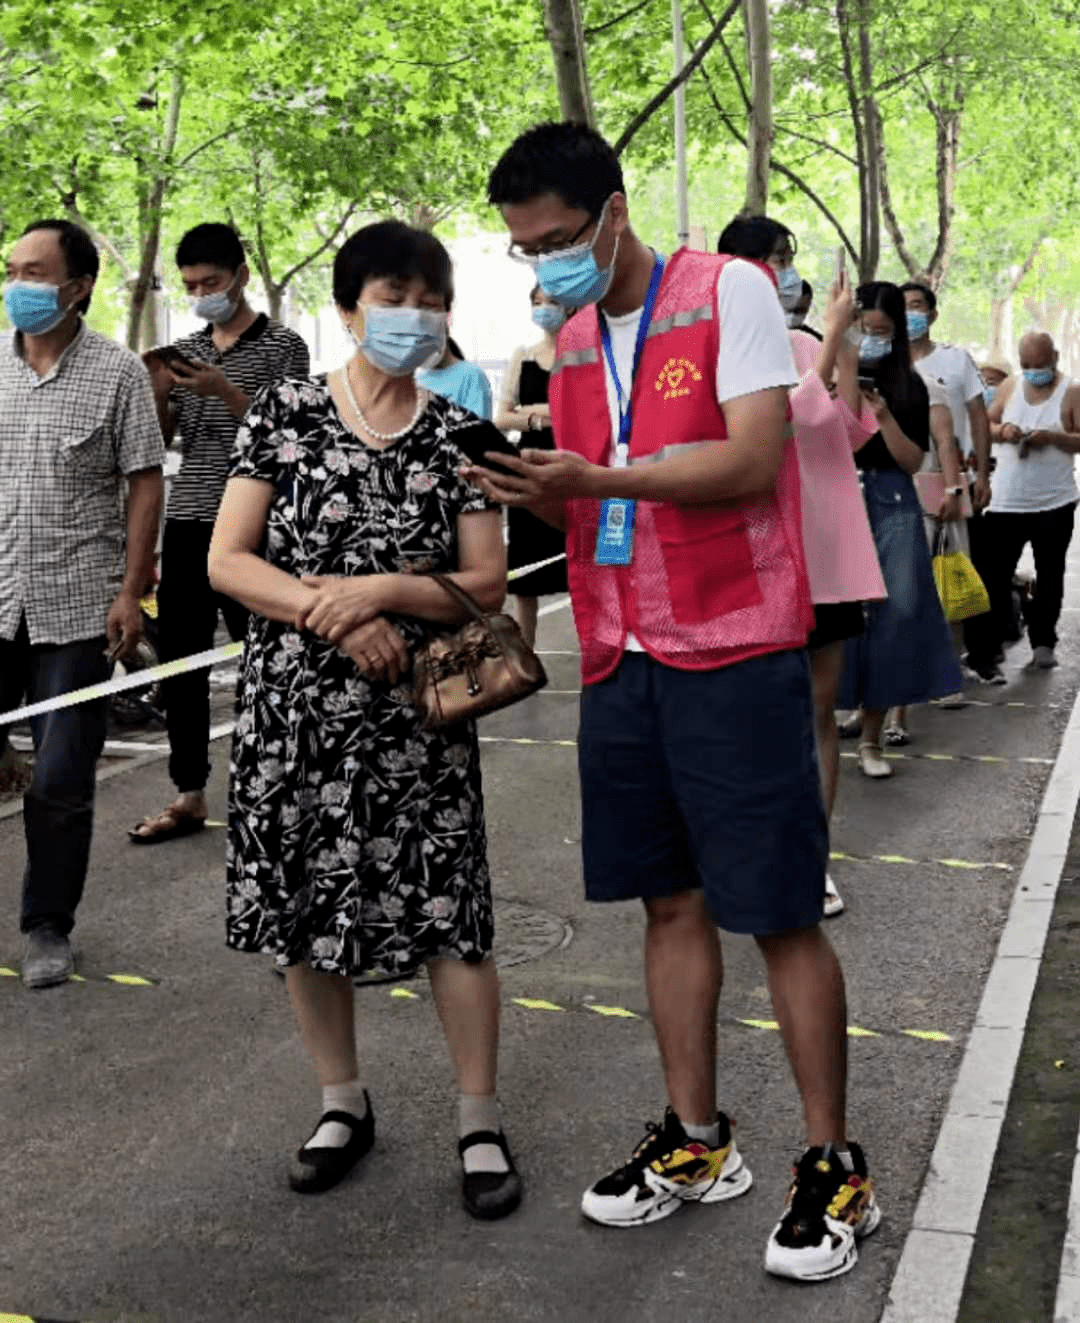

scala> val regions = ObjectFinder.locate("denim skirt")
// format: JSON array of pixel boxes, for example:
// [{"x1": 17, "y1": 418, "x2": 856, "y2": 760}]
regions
[{"x1": 838, "y1": 469, "x2": 962, "y2": 709}]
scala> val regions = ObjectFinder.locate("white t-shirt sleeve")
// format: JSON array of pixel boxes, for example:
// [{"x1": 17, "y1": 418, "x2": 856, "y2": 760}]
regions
[
  {"x1": 715, "y1": 260, "x2": 799, "y2": 404},
  {"x1": 960, "y1": 349, "x2": 984, "y2": 403}
]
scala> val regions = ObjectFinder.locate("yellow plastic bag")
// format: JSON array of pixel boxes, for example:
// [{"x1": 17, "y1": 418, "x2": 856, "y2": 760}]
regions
[{"x1": 932, "y1": 526, "x2": 990, "y2": 622}]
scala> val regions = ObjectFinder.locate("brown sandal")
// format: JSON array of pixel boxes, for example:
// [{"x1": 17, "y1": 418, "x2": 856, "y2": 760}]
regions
[{"x1": 128, "y1": 807, "x2": 207, "y2": 844}]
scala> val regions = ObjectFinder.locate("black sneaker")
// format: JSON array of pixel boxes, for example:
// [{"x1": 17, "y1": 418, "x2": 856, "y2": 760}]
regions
[
  {"x1": 764, "y1": 1143, "x2": 881, "y2": 1281},
  {"x1": 581, "y1": 1107, "x2": 752, "y2": 1228}
]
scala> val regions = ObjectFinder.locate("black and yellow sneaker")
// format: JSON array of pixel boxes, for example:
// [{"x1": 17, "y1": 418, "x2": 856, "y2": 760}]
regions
[
  {"x1": 581, "y1": 1107, "x2": 753, "y2": 1228},
  {"x1": 764, "y1": 1143, "x2": 881, "y2": 1281}
]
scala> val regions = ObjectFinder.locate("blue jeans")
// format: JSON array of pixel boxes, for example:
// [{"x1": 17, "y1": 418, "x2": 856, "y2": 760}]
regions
[{"x1": 0, "y1": 618, "x2": 109, "y2": 935}]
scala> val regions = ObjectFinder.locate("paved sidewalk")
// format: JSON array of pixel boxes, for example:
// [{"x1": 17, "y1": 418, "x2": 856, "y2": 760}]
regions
[{"x1": 3, "y1": 576, "x2": 1080, "y2": 1322}]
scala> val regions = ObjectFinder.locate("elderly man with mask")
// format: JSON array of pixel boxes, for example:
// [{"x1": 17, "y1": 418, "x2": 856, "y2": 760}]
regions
[{"x1": 983, "y1": 331, "x2": 1080, "y2": 670}]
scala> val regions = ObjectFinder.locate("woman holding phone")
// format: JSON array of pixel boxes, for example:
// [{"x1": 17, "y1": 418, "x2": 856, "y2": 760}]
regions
[
  {"x1": 836, "y1": 282, "x2": 961, "y2": 777},
  {"x1": 718, "y1": 217, "x2": 886, "y2": 915}
]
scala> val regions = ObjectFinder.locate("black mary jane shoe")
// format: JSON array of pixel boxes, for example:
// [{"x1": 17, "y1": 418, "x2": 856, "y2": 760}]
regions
[
  {"x1": 459, "y1": 1130, "x2": 523, "y2": 1221},
  {"x1": 288, "y1": 1097, "x2": 375, "y2": 1194}
]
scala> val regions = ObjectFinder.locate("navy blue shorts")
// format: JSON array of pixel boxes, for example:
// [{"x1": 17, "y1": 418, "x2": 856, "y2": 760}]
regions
[{"x1": 578, "y1": 650, "x2": 828, "y2": 935}]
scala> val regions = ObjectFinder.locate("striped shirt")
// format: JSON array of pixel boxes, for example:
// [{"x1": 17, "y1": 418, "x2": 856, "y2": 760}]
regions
[
  {"x1": 168, "y1": 314, "x2": 309, "y2": 521},
  {"x1": 0, "y1": 322, "x2": 165, "y2": 645}
]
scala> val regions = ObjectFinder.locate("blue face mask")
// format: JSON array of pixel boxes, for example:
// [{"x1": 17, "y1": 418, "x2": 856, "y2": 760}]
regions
[
  {"x1": 531, "y1": 304, "x2": 567, "y2": 334},
  {"x1": 1023, "y1": 366, "x2": 1055, "y2": 387},
  {"x1": 858, "y1": 334, "x2": 892, "y2": 363},
  {"x1": 775, "y1": 265, "x2": 803, "y2": 312},
  {"x1": 351, "y1": 306, "x2": 448, "y2": 377},
  {"x1": 4, "y1": 280, "x2": 74, "y2": 335},
  {"x1": 534, "y1": 199, "x2": 619, "y2": 308},
  {"x1": 982, "y1": 385, "x2": 997, "y2": 407},
  {"x1": 191, "y1": 279, "x2": 239, "y2": 324},
  {"x1": 906, "y1": 310, "x2": 930, "y2": 341}
]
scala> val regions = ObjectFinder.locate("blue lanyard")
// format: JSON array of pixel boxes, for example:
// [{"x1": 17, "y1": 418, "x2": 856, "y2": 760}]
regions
[{"x1": 599, "y1": 253, "x2": 665, "y2": 464}]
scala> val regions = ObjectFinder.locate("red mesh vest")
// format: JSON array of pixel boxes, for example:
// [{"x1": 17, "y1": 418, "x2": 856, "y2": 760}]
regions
[{"x1": 549, "y1": 248, "x2": 812, "y2": 685}]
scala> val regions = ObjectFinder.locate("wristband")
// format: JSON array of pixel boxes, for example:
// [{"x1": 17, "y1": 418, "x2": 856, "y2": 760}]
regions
[{"x1": 946, "y1": 486, "x2": 963, "y2": 496}]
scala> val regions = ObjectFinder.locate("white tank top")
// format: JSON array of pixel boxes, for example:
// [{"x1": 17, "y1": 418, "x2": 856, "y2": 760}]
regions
[{"x1": 991, "y1": 374, "x2": 1078, "y2": 513}]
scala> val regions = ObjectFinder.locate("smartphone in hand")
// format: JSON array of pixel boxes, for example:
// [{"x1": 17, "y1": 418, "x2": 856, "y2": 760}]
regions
[{"x1": 150, "y1": 345, "x2": 198, "y2": 372}]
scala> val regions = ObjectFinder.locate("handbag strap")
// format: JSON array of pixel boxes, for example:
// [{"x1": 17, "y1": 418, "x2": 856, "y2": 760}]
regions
[{"x1": 427, "y1": 572, "x2": 492, "y2": 626}]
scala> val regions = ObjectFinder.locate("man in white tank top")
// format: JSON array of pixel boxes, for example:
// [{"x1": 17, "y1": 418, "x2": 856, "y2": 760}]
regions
[{"x1": 984, "y1": 330, "x2": 1080, "y2": 668}]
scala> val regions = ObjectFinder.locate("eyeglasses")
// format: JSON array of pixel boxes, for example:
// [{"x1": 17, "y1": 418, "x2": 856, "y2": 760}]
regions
[{"x1": 506, "y1": 212, "x2": 599, "y2": 267}]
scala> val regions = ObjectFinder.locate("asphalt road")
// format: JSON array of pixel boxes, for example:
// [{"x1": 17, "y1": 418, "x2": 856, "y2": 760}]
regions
[{"x1": 2, "y1": 562, "x2": 1079, "y2": 1323}]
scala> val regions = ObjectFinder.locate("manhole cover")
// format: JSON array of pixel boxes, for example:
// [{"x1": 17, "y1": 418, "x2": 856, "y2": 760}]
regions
[
  {"x1": 351, "y1": 897, "x2": 572, "y2": 987},
  {"x1": 493, "y1": 898, "x2": 572, "y2": 968}
]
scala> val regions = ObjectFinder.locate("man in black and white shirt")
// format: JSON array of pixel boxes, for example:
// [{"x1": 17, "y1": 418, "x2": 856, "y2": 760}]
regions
[
  {"x1": 131, "y1": 223, "x2": 309, "y2": 843},
  {"x1": 0, "y1": 219, "x2": 164, "y2": 986}
]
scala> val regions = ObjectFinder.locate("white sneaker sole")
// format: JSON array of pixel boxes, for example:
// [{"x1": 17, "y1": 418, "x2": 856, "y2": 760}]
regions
[{"x1": 764, "y1": 1199, "x2": 882, "y2": 1282}]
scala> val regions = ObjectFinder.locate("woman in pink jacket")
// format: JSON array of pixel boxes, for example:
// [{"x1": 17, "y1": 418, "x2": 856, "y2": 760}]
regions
[{"x1": 718, "y1": 218, "x2": 886, "y2": 917}]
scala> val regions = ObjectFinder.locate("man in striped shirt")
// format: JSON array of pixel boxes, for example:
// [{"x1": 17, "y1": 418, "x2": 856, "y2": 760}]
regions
[{"x1": 131, "y1": 223, "x2": 309, "y2": 843}]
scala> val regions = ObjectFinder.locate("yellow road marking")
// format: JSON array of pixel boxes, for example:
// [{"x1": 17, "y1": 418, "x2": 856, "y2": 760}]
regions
[
  {"x1": 902, "y1": 1029, "x2": 953, "y2": 1043},
  {"x1": 847, "y1": 1026, "x2": 881, "y2": 1038},
  {"x1": 390, "y1": 987, "x2": 419, "y2": 999},
  {"x1": 512, "y1": 997, "x2": 565, "y2": 1012},
  {"x1": 0, "y1": 967, "x2": 17, "y2": 978},
  {"x1": 587, "y1": 1004, "x2": 640, "y2": 1019},
  {"x1": 738, "y1": 1018, "x2": 781, "y2": 1031},
  {"x1": 104, "y1": 974, "x2": 155, "y2": 987}
]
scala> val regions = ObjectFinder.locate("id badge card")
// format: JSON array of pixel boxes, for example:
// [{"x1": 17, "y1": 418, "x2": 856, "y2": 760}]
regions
[{"x1": 595, "y1": 497, "x2": 636, "y2": 565}]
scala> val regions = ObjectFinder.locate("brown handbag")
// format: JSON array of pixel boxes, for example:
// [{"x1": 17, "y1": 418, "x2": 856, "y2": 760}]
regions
[{"x1": 413, "y1": 573, "x2": 548, "y2": 729}]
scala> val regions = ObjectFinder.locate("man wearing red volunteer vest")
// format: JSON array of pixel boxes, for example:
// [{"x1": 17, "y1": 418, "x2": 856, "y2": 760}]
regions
[{"x1": 467, "y1": 123, "x2": 879, "y2": 1283}]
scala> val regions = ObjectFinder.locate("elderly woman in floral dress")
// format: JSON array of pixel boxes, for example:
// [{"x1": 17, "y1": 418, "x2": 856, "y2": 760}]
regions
[{"x1": 209, "y1": 220, "x2": 521, "y2": 1219}]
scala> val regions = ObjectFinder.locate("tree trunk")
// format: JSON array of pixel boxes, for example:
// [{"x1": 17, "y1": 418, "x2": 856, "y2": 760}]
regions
[
  {"x1": 543, "y1": 0, "x2": 595, "y2": 125},
  {"x1": 989, "y1": 297, "x2": 1009, "y2": 358},
  {"x1": 126, "y1": 73, "x2": 184, "y2": 350},
  {"x1": 742, "y1": 0, "x2": 772, "y2": 214},
  {"x1": 855, "y1": 0, "x2": 880, "y2": 282}
]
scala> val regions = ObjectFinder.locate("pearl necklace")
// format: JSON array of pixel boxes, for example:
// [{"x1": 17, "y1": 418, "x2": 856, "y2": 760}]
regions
[{"x1": 342, "y1": 363, "x2": 426, "y2": 443}]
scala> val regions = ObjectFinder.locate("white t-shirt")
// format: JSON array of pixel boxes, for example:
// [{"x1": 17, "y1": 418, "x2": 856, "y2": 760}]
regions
[
  {"x1": 913, "y1": 343, "x2": 983, "y2": 457},
  {"x1": 991, "y1": 374, "x2": 1079, "y2": 513},
  {"x1": 600, "y1": 258, "x2": 798, "y2": 457},
  {"x1": 598, "y1": 258, "x2": 798, "y2": 648}
]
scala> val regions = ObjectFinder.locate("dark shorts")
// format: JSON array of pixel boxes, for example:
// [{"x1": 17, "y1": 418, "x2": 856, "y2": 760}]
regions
[
  {"x1": 578, "y1": 650, "x2": 828, "y2": 936},
  {"x1": 808, "y1": 601, "x2": 865, "y2": 652}
]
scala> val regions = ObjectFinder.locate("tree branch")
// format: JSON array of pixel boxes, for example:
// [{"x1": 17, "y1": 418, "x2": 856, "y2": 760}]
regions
[
  {"x1": 176, "y1": 125, "x2": 241, "y2": 170},
  {"x1": 276, "y1": 201, "x2": 360, "y2": 289},
  {"x1": 584, "y1": 0, "x2": 655, "y2": 37},
  {"x1": 775, "y1": 124, "x2": 858, "y2": 167},
  {"x1": 56, "y1": 191, "x2": 135, "y2": 283},
  {"x1": 699, "y1": 64, "x2": 859, "y2": 264},
  {"x1": 613, "y1": 0, "x2": 740, "y2": 156},
  {"x1": 1006, "y1": 230, "x2": 1049, "y2": 297},
  {"x1": 877, "y1": 146, "x2": 922, "y2": 279}
]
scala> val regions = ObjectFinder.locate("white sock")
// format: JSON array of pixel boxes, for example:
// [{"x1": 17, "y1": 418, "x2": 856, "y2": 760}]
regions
[
  {"x1": 682, "y1": 1118, "x2": 721, "y2": 1149},
  {"x1": 459, "y1": 1092, "x2": 509, "y2": 1175},
  {"x1": 306, "y1": 1079, "x2": 368, "y2": 1149}
]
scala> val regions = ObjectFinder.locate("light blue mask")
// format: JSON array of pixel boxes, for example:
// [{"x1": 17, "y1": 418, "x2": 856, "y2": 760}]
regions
[
  {"x1": 535, "y1": 199, "x2": 619, "y2": 308},
  {"x1": 858, "y1": 334, "x2": 892, "y2": 363},
  {"x1": 531, "y1": 304, "x2": 567, "y2": 334},
  {"x1": 3, "y1": 280, "x2": 73, "y2": 335},
  {"x1": 1023, "y1": 366, "x2": 1055, "y2": 387},
  {"x1": 982, "y1": 385, "x2": 997, "y2": 407},
  {"x1": 776, "y1": 265, "x2": 803, "y2": 312},
  {"x1": 906, "y1": 310, "x2": 930, "y2": 341},
  {"x1": 351, "y1": 306, "x2": 448, "y2": 377}
]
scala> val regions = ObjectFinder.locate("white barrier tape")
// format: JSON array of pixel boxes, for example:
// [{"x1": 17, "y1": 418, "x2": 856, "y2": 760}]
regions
[
  {"x1": 506, "y1": 551, "x2": 565, "y2": 583},
  {"x1": 0, "y1": 552, "x2": 569, "y2": 728},
  {"x1": 0, "y1": 642, "x2": 243, "y2": 727}
]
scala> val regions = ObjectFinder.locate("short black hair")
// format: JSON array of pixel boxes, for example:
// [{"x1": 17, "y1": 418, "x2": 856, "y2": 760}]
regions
[
  {"x1": 900, "y1": 280, "x2": 937, "y2": 313},
  {"x1": 21, "y1": 219, "x2": 99, "y2": 314},
  {"x1": 176, "y1": 223, "x2": 246, "y2": 272},
  {"x1": 333, "y1": 220, "x2": 453, "y2": 311},
  {"x1": 716, "y1": 215, "x2": 795, "y2": 262},
  {"x1": 488, "y1": 122, "x2": 624, "y2": 218}
]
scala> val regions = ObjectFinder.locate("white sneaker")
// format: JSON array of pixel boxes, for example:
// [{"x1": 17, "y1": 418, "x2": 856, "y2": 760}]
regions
[
  {"x1": 764, "y1": 1144, "x2": 881, "y2": 1282},
  {"x1": 823, "y1": 875, "x2": 845, "y2": 918},
  {"x1": 857, "y1": 744, "x2": 893, "y2": 779}
]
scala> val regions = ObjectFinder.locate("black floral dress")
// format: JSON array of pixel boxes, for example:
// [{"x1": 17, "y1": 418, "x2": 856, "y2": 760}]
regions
[{"x1": 225, "y1": 377, "x2": 501, "y2": 977}]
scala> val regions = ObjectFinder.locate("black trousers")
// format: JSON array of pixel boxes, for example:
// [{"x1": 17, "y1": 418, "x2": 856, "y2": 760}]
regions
[
  {"x1": 157, "y1": 519, "x2": 249, "y2": 793},
  {"x1": 968, "y1": 503, "x2": 1076, "y2": 665}
]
